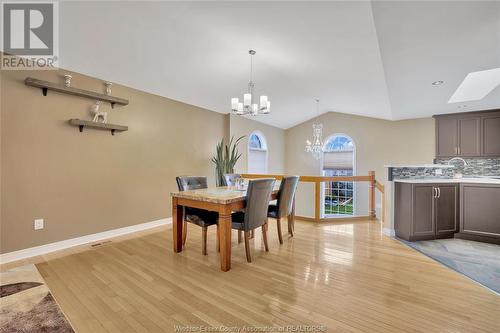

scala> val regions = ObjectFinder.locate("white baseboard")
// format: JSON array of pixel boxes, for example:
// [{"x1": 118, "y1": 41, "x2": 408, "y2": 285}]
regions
[
  {"x1": 0, "y1": 217, "x2": 172, "y2": 264},
  {"x1": 383, "y1": 228, "x2": 395, "y2": 237}
]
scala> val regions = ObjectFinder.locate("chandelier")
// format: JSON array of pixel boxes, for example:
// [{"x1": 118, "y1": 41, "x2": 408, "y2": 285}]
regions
[
  {"x1": 231, "y1": 50, "x2": 270, "y2": 116},
  {"x1": 305, "y1": 99, "x2": 324, "y2": 160}
]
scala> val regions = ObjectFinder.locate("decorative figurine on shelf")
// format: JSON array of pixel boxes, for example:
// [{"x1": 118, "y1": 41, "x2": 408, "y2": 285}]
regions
[
  {"x1": 64, "y1": 74, "x2": 72, "y2": 87},
  {"x1": 91, "y1": 101, "x2": 108, "y2": 123},
  {"x1": 104, "y1": 82, "x2": 112, "y2": 96}
]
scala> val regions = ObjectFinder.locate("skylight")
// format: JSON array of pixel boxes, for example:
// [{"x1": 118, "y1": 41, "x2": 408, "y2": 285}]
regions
[{"x1": 448, "y1": 68, "x2": 500, "y2": 103}]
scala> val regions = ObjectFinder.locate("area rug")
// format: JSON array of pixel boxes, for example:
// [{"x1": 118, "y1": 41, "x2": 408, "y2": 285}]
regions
[
  {"x1": 0, "y1": 264, "x2": 74, "y2": 333},
  {"x1": 401, "y1": 238, "x2": 500, "y2": 294}
]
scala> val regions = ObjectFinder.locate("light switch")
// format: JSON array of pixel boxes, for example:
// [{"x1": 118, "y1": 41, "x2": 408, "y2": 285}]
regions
[{"x1": 34, "y1": 219, "x2": 44, "y2": 230}]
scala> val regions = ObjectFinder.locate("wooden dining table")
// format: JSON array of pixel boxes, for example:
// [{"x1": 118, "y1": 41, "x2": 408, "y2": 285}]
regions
[{"x1": 171, "y1": 184, "x2": 286, "y2": 272}]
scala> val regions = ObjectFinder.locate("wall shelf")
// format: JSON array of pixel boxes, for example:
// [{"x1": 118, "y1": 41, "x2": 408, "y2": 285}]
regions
[
  {"x1": 25, "y1": 77, "x2": 129, "y2": 108},
  {"x1": 68, "y1": 119, "x2": 128, "y2": 135}
]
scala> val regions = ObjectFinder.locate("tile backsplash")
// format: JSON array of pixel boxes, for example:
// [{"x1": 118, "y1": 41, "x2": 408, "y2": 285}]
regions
[
  {"x1": 390, "y1": 158, "x2": 500, "y2": 180},
  {"x1": 391, "y1": 167, "x2": 455, "y2": 180},
  {"x1": 434, "y1": 158, "x2": 500, "y2": 177}
]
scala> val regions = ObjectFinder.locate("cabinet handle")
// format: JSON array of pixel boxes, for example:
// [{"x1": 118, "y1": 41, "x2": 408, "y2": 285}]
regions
[
  {"x1": 433, "y1": 187, "x2": 437, "y2": 198},
  {"x1": 437, "y1": 187, "x2": 441, "y2": 198}
]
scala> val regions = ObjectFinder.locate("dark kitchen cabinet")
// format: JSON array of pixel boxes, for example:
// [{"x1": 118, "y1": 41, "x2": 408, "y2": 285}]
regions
[
  {"x1": 395, "y1": 182, "x2": 458, "y2": 241},
  {"x1": 435, "y1": 185, "x2": 459, "y2": 235},
  {"x1": 413, "y1": 184, "x2": 435, "y2": 238},
  {"x1": 458, "y1": 118, "x2": 481, "y2": 156},
  {"x1": 436, "y1": 117, "x2": 458, "y2": 157},
  {"x1": 456, "y1": 183, "x2": 500, "y2": 244},
  {"x1": 482, "y1": 115, "x2": 500, "y2": 156},
  {"x1": 434, "y1": 109, "x2": 500, "y2": 158}
]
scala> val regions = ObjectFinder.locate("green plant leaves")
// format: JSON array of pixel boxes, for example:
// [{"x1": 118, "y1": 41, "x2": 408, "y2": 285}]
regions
[{"x1": 211, "y1": 136, "x2": 245, "y2": 186}]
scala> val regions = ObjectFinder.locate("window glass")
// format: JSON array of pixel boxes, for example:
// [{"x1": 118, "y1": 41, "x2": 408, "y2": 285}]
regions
[
  {"x1": 323, "y1": 135, "x2": 355, "y2": 216},
  {"x1": 249, "y1": 134, "x2": 262, "y2": 149},
  {"x1": 324, "y1": 136, "x2": 354, "y2": 152}
]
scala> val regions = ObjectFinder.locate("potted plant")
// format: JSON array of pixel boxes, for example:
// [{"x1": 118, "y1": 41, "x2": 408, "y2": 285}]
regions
[{"x1": 211, "y1": 136, "x2": 245, "y2": 186}]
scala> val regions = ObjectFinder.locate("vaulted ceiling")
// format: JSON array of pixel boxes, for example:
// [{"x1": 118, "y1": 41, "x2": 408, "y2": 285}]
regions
[{"x1": 58, "y1": 1, "x2": 500, "y2": 129}]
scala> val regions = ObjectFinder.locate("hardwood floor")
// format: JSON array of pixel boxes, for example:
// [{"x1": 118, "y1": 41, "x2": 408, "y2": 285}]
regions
[{"x1": 29, "y1": 219, "x2": 499, "y2": 332}]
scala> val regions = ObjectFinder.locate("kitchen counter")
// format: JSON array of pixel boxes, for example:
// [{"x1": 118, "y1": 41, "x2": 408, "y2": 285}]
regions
[
  {"x1": 394, "y1": 179, "x2": 500, "y2": 244},
  {"x1": 394, "y1": 178, "x2": 500, "y2": 184},
  {"x1": 384, "y1": 164, "x2": 454, "y2": 168}
]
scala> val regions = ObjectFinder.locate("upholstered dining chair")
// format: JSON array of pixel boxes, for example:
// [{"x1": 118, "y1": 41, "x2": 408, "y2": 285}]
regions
[
  {"x1": 231, "y1": 178, "x2": 276, "y2": 262},
  {"x1": 222, "y1": 173, "x2": 242, "y2": 187},
  {"x1": 267, "y1": 176, "x2": 299, "y2": 244},
  {"x1": 176, "y1": 176, "x2": 219, "y2": 255},
  {"x1": 223, "y1": 173, "x2": 247, "y2": 241}
]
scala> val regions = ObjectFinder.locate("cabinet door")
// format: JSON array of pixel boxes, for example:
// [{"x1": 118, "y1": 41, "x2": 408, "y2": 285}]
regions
[
  {"x1": 413, "y1": 185, "x2": 435, "y2": 237},
  {"x1": 482, "y1": 115, "x2": 500, "y2": 156},
  {"x1": 458, "y1": 118, "x2": 481, "y2": 156},
  {"x1": 461, "y1": 184, "x2": 500, "y2": 237},
  {"x1": 436, "y1": 117, "x2": 458, "y2": 157},
  {"x1": 435, "y1": 185, "x2": 458, "y2": 235}
]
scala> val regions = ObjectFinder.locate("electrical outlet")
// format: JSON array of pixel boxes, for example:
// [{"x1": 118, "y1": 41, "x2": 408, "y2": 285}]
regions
[
  {"x1": 34, "y1": 218, "x2": 44, "y2": 230},
  {"x1": 435, "y1": 169, "x2": 443, "y2": 175}
]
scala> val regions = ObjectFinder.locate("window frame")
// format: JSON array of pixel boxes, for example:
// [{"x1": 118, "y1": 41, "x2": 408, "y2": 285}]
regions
[
  {"x1": 247, "y1": 131, "x2": 268, "y2": 173},
  {"x1": 320, "y1": 133, "x2": 356, "y2": 217}
]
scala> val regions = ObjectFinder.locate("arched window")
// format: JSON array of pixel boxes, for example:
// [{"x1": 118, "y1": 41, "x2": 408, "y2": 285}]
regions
[
  {"x1": 322, "y1": 134, "x2": 355, "y2": 216},
  {"x1": 324, "y1": 135, "x2": 354, "y2": 152},
  {"x1": 247, "y1": 131, "x2": 268, "y2": 174},
  {"x1": 249, "y1": 133, "x2": 263, "y2": 149}
]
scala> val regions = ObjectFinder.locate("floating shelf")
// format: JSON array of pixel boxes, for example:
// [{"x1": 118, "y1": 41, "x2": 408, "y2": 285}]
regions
[
  {"x1": 25, "y1": 77, "x2": 129, "y2": 108},
  {"x1": 68, "y1": 119, "x2": 128, "y2": 135}
]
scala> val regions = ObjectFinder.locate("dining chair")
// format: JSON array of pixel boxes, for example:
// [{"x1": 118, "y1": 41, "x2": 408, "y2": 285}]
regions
[
  {"x1": 222, "y1": 173, "x2": 242, "y2": 186},
  {"x1": 223, "y1": 173, "x2": 247, "y2": 241},
  {"x1": 176, "y1": 176, "x2": 219, "y2": 255},
  {"x1": 231, "y1": 178, "x2": 276, "y2": 262},
  {"x1": 267, "y1": 176, "x2": 300, "y2": 244}
]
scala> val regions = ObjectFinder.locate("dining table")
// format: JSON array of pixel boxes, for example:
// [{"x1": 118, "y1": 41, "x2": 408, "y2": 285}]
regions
[{"x1": 171, "y1": 182, "x2": 289, "y2": 272}]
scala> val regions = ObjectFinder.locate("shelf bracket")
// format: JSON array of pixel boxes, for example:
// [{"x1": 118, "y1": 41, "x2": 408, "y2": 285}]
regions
[
  {"x1": 78, "y1": 125, "x2": 84, "y2": 132},
  {"x1": 111, "y1": 102, "x2": 115, "y2": 109},
  {"x1": 42, "y1": 87, "x2": 48, "y2": 96},
  {"x1": 111, "y1": 129, "x2": 115, "y2": 136}
]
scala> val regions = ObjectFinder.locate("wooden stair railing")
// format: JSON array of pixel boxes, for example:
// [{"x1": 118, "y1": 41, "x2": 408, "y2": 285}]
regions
[{"x1": 241, "y1": 171, "x2": 385, "y2": 223}]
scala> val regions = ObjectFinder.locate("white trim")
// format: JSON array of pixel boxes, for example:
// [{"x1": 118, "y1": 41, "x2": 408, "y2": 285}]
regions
[
  {"x1": 0, "y1": 218, "x2": 172, "y2": 264},
  {"x1": 383, "y1": 228, "x2": 395, "y2": 237}
]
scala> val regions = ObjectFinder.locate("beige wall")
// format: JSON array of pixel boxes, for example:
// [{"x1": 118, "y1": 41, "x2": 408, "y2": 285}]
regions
[
  {"x1": 1, "y1": 69, "x2": 228, "y2": 253},
  {"x1": 0, "y1": 66, "x2": 433, "y2": 253},
  {"x1": 228, "y1": 114, "x2": 285, "y2": 174},
  {"x1": 285, "y1": 111, "x2": 435, "y2": 227}
]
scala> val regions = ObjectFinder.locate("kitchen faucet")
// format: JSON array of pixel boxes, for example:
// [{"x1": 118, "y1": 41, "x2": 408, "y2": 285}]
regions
[
  {"x1": 448, "y1": 157, "x2": 468, "y2": 179},
  {"x1": 447, "y1": 157, "x2": 468, "y2": 167}
]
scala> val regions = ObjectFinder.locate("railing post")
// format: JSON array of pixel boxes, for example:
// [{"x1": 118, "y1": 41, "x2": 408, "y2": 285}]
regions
[
  {"x1": 381, "y1": 187, "x2": 385, "y2": 223},
  {"x1": 314, "y1": 181, "x2": 321, "y2": 222},
  {"x1": 368, "y1": 171, "x2": 376, "y2": 219}
]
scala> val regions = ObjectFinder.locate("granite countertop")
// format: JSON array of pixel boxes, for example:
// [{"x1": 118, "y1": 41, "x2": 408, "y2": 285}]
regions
[{"x1": 393, "y1": 178, "x2": 500, "y2": 184}]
